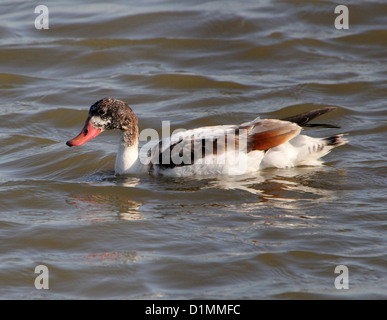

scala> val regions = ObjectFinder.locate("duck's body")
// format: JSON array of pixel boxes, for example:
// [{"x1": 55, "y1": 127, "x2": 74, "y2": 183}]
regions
[{"x1": 66, "y1": 98, "x2": 347, "y2": 176}]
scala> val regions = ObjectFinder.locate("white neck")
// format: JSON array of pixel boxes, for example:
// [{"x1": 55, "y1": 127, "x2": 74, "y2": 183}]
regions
[{"x1": 114, "y1": 132, "x2": 139, "y2": 175}]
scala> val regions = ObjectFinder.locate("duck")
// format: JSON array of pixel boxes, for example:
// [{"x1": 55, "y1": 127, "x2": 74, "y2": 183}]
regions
[{"x1": 66, "y1": 98, "x2": 347, "y2": 176}]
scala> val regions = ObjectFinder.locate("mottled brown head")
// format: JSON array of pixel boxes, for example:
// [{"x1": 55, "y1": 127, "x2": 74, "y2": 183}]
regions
[
  {"x1": 88, "y1": 98, "x2": 138, "y2": 130},
  {"x1": 66, "y1": 98, "x2": 138, "y2": 147}
]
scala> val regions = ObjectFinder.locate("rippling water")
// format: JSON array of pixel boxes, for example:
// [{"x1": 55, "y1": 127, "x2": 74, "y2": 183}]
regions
[{"x1": 1, "y1": 0, "x2": 386, "y2": 299}]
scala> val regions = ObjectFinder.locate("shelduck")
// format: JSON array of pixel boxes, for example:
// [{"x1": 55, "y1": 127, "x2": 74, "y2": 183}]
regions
[{"x1": 66, "y1": 98, "x2": 347, "y2": 176}]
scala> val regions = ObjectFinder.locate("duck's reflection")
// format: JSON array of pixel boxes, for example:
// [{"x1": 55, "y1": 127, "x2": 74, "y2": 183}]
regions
[
  {"x1": 70, "y1": 166, "x2": 347, "y2": 223},
  {"x1": 207, "y1": 166, "x2": 347, "y2": 212},
  {"x1": 85, "y1": 251, "x2": 141, "y2": 264},
  {"x1": 69, "y1": 175, "x2": 146, "y2": 221}
]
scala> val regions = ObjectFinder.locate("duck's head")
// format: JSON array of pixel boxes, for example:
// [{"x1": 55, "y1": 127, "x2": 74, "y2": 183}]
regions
[{"x1": 66, "y1": 98, "x2": 138, "y2": 147}]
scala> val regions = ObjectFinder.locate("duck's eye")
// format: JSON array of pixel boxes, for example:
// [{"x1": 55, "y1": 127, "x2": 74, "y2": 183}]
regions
[{"x1": 98, "y1": 109, "x2": 106, "y2": 116}]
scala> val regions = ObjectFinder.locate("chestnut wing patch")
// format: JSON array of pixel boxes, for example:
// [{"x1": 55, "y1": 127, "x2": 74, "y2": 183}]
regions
[{"x1": 246, "y1": 119, "x2": 301, "y2": 152}]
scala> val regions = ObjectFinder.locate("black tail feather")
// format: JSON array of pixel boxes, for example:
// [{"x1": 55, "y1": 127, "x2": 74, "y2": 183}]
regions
[
  {"x1": 323, "y1": 134, "x2": 348, "y2": 147},
  {"x1": 282, "y1": 107, "x2": 340, "y2": 128},
  {"x1": 303, "y1": 123, "x2": 340, "y2": 129}
]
